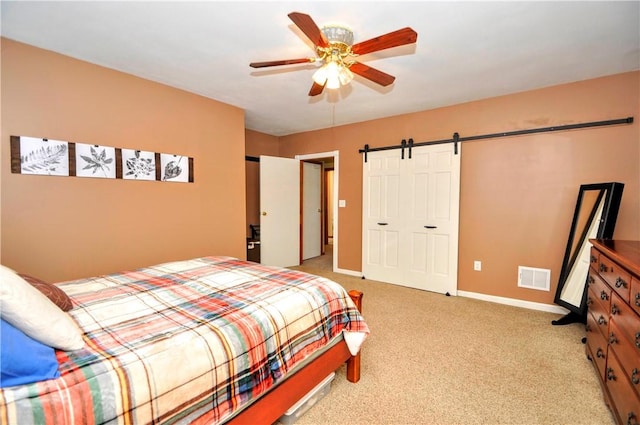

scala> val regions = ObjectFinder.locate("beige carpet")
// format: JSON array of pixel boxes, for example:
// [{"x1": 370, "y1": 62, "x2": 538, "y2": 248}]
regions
[{"x1": 284, "y1": 249, "x2": 615, "y2": 425}]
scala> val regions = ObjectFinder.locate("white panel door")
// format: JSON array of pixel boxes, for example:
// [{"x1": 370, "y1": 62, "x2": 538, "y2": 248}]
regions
[
  {"x1": 362, "y1": 153, "x2": 403, "y2": 284},
  {"x1": 303, "y1": 162, "x2": 322, "y2": 260},
  {"x1": 260, "y1": 156, "x2": 300, "y2": 267},
  {"x1": 402, "y1": 145, "x2": 460, "y2": 294},
  {"x1": 362, "y1": 144, "x2": 460, "y2": 295}
]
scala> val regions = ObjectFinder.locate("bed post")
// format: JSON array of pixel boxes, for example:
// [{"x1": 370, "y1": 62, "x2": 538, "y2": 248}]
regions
[{"x1": 346, "y1": 290, "x2": 363, "y2": 383}]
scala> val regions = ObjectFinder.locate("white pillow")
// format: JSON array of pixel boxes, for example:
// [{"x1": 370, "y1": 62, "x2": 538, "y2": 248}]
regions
[{"x1": 0, "y1": 265, "x2": 84, "y2": 351}]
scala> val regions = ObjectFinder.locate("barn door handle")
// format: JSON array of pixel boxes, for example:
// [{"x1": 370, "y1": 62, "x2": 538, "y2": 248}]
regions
[
  {"x1": 424, "y1": 226, "x2": 437, "y2": 229},
  {"x1": 377, "y1": 222, "x2": 388, "y2": 226}
]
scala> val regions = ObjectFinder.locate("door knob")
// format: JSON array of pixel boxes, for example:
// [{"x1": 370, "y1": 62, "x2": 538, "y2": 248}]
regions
[{"x1": 262, "y1": 212, "x2": 267, "y2": 216}]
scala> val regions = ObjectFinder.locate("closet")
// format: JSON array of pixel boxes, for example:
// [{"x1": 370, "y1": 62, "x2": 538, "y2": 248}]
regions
[{"x1": 362, "y1": 143, "x2": 460, "y2": 294}]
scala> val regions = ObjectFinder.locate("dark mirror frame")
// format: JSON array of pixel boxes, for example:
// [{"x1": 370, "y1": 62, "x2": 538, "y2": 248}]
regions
[{"x1": 552, "y1": 182, "x2": 624, "y2": 325}]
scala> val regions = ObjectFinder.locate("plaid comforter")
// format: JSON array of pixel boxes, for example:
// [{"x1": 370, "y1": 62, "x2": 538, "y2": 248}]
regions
[{"x1": 0, "y1": 256, "x2": 369, "y2": 424}]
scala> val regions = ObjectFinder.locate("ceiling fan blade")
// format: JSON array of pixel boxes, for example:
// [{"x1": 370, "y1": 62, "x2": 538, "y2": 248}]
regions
[
  {"x1": 351, "y1": 27, "x2": 417, "y2": 56},
  {"x1": 350, "y1": 62, "x2": 396, "y2": 86},
  {"x1": 250, "y1": 58, "x2": 314, "y2": 68},
  {"x1": 288, "y1": 12, "x2": 329, "y2": 48},
  {"x1": 308, "y1": 81, "x2": 326, "y2": 97}
]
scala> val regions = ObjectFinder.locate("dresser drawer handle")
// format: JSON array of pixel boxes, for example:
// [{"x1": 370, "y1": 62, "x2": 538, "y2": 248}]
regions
[
  {"x1": 607, "y1": 367, "x2": 616, "y2": 381},
  {"x1": 599, "y1": 263, "x2": 607, "y2": 273},
  {"x1": 596, "y1": 348, "x2": 605, "y2": 359},
  {"x1": 590, "y1": 255, "x2": 597, "y2": 264},
  {"x1": 636, "y1": 332, "x2": 640, "y2": 349},
  {"x1": 609, "y1": 333, "x2": 618, "y2": 345},
  {"x1": 615, "y1": 277, "x2": 627, "y2": 288},
  {"x1": 588, "y1": 275, "x2": 595, "y2": 285},
  {"x1": 611, "y1": 304, "x2": 620, "y2": 315},
  {"x1": 600, "y1": 290, "x2": 609, "y2": 301},
  {"x1": 598, "y1": 315, "x2": 607, "y2": 325},
  {"x1": 628, "y1": 412, "x2": 638, "y2": 425},
  {"x1": 585, "y1": 323, "x2": 591, "y2": 332},
  {"x1": 635, "y1": 292, "x2": 640, "y2": 307},
  {"x1": 632, "y1": 368, "x2": 639, "y2": 385}
]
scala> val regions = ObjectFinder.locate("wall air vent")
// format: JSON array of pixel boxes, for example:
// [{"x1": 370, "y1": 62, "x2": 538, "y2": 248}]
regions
[{"x1": 518, "y1": 266, "x2": 551, "y2": 291}]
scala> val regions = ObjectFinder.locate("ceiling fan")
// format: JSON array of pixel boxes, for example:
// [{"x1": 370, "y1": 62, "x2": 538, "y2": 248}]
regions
[{"x1": 250, "y1": 12, "x2": 418, "y2": 96}]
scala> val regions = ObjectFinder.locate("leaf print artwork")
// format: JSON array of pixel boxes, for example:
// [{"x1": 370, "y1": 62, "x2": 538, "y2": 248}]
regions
[
  {"x1": 75, "y1": 143, "x2": 116, "y2": 179},
  {"x1": 160, "y1": 154, "x2": 189, "y2": 182},
  {"x1": 122, "y1": 149, "x2": 156, "y2": 180},
  {"x1": 19, "y1": 137, "x2": 70, "y2": 176}
]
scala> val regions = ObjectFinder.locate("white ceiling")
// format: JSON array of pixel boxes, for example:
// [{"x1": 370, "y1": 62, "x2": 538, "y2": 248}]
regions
[{"x1": 1, "y1": 1, "x2": 639, "y2": 137}]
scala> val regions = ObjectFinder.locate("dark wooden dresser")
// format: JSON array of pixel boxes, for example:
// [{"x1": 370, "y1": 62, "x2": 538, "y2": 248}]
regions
[{"x1": 587, "y1": 239, "x2": 640, "y2": 425}]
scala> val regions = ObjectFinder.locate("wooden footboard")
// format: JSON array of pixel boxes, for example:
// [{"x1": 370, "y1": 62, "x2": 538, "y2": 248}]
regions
[{"x1": 225, "y1": 290, "x2": 363, "y2": 425}]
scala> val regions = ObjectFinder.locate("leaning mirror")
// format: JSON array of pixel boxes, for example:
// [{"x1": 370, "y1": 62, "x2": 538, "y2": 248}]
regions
[{"x1": 552, "y1": 182, "x2": 624, "y2": 325}]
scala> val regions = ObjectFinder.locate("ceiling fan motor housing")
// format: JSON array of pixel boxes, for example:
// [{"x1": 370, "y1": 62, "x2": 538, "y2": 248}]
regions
[{"x1": 320, "y1": 25, "x2": 354, "y2": 56}]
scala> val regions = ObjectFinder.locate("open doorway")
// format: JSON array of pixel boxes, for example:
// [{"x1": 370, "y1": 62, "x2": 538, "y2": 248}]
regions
[{"x1": 296, "y1": 151, "x2": 339, "y2": 272}]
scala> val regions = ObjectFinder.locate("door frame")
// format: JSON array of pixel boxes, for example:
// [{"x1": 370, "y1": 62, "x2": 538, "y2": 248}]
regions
[{"x1": 296, "y1": 151, "x2": 339, "y2": 273}]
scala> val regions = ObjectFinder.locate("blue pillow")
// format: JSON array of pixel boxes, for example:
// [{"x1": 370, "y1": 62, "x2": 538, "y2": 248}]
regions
[{"x1": 1, "y1": 319, "x2": 60, "y2": 388}]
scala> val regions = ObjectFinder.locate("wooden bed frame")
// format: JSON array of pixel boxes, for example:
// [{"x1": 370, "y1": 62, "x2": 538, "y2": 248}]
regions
[{"x1": 226, "y1": 290, "x2": 364, "y2": 425}]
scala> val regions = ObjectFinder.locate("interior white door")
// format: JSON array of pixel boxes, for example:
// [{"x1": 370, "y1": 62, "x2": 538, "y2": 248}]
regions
[
  {"x1": 302, "y1": 162, "x2": 322, "y2": 260},
  {"x1": 260, "y1": 155, "x2": 300, "y2": 267},
  {"x1": 362, "y1": 144, "x2": 460, "y2": 295},
  {"x1": 362, "y1": 153, "x2": 403, "y2": 284},
  {"x1": 402, "y1": 145, "x2": 460, "y2": 294}
]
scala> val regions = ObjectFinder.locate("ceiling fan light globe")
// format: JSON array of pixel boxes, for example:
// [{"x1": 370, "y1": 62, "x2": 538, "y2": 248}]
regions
[
  {"x1": 326, "y1": 75, "x2": 341, "y2": 89},
  {"x1": 312, "y1": 64, "x2": 329, "y2": 85},
  {"x1": 323, "y1": 61, "x2": 342, "y2": 89},
  {"x1": 339, "y1": 67, "x2": 354, "y2": 85},
  {"x1": 325, "y1": 61, "x2": 340, "y2": 79}
]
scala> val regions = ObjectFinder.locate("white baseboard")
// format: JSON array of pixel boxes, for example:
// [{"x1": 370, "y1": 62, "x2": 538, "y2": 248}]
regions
[
  {"x1": 334, "y1": 267, "x2": 362, "y2": 277},
  {"x1": 457, "y1": 290, "x2": 570, "y2": 314},
  {"x1": 328, "y1": 271, "x2": 569, "y2": 315}
]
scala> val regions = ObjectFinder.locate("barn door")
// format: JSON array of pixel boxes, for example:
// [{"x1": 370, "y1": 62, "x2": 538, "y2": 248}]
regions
[{"x1": 362, "y1": 144, "x2": 460, "y2": 295}]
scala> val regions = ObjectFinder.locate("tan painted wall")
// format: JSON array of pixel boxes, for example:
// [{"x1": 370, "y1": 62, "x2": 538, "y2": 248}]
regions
[
  {"x1": 1, "y1": 39, "x2": 247, "y2": 282},
  {"x1": 267, "y1": 71, "x2": 640, "y2": 305}
]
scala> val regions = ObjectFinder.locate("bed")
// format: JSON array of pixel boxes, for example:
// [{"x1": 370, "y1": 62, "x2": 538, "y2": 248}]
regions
[{"x1": 0, "y1": 256, "x2": 369, "y2": 424}]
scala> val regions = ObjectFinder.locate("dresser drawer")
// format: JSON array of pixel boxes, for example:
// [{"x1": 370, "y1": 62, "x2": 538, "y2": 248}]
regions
[
  {"x1": 587, "y1": 287, "x2": 611, "y2": 339},
  {"x1": 631, "y1": 277, "x2": 640, "y2": 316},
  {"x1": 588, "y1": 270, "x2": 612, "y2": 317},
  {"x1": 606, "y1": 350, "x2": 640, "y2": 425},
  {"x1": 609, "y1": 319, "x2": 640, "y2": 398},
  {"x1": 599, "y1": 254, "x2": 632, "y2": 303},
  {"x1": 586, "y1": 311, "x2": 609, "y2": 382},
  {"x1": 610, "y1": 292, "x2": 640, "y2": 352},
  {"x1": 591, "y1": 247, "x2": 600, "y2": 269}
]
